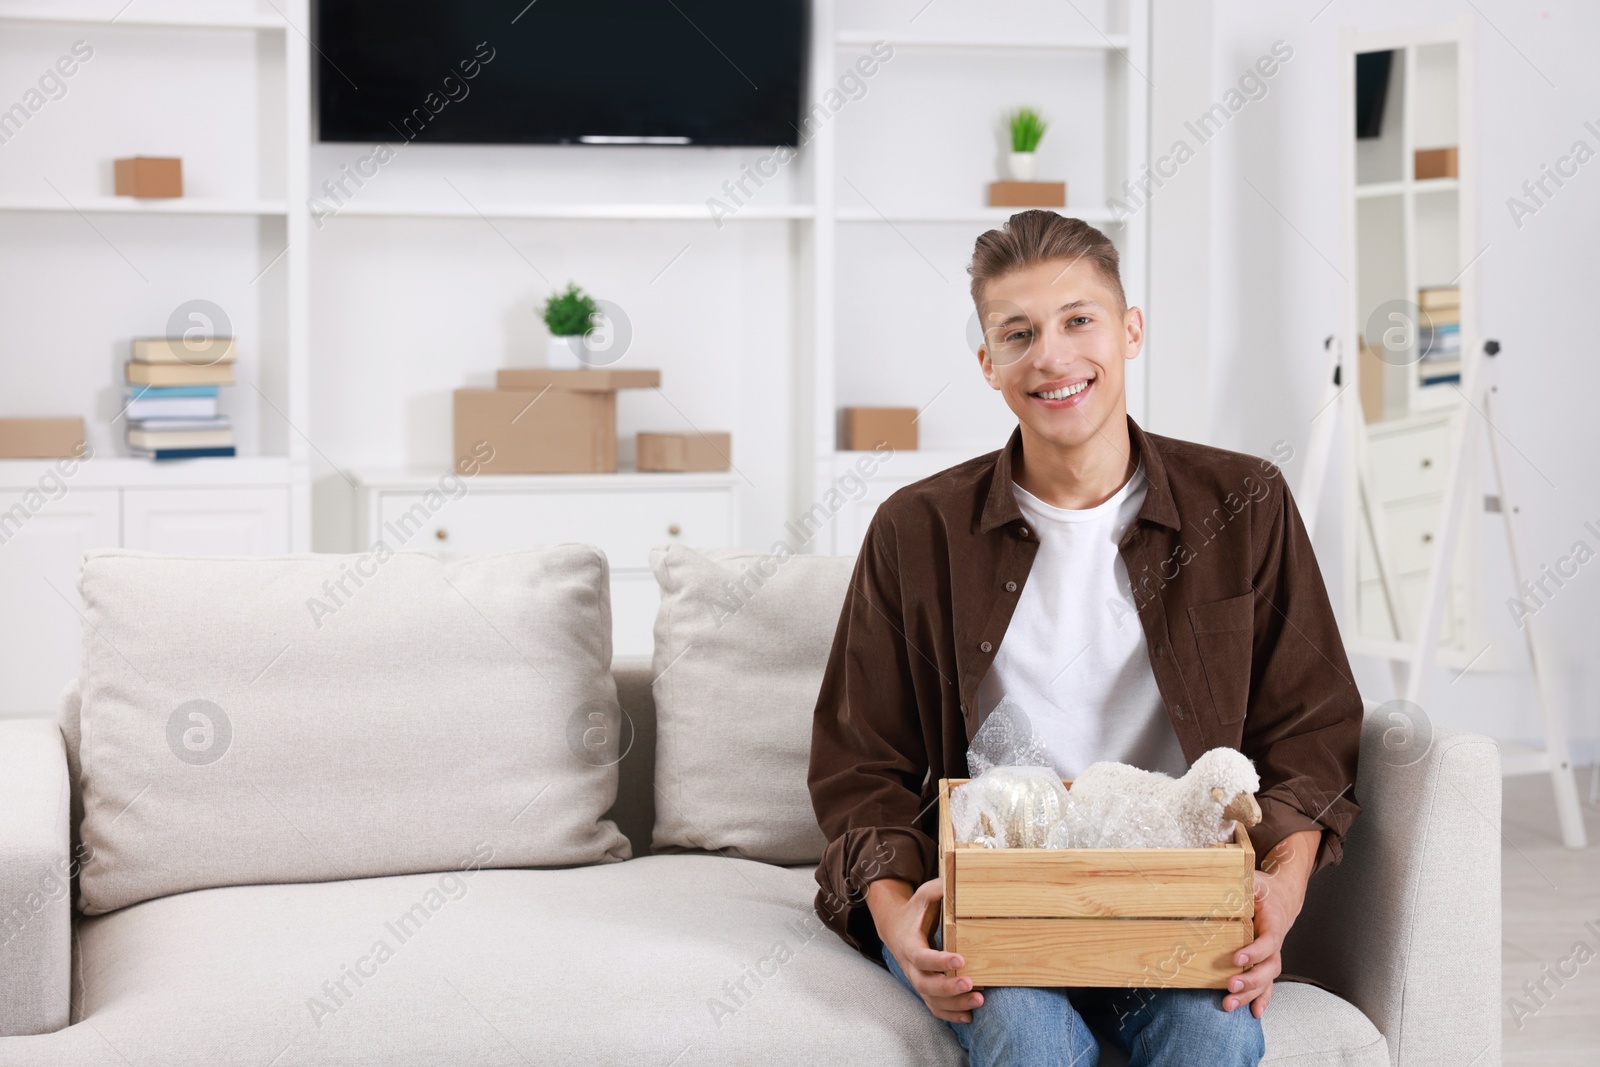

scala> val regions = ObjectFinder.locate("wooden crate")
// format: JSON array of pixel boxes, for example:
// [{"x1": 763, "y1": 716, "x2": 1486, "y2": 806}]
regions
[{"x1": 938, "y1": 777, "x2": 1256, "y2": 988}]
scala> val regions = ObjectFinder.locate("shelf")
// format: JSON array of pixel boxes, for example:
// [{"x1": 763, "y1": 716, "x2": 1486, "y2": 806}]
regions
[
  {"x1": 835, "y1": 31, "x2": 1129, "y2": 52},
  {"x1": 0, "y1": 196, "x2": 289, "y2": 217},
  {"x1": 320, "y1": 203, "x2": 1114, "y2": 225},
  {"x1": 0, "y1": 8, "x2": 286, "y2": 30},
  {"x1": 327, "y1": 202, "x2": 815, "y2": 222},
  {"x1": 1411, "y1": 178, "x2": 1461, "y2": 196},
  {"x1": 0, "y1": 455, "x2": 293, "y2": 489},
  {"x1": 1354, "y1": 177, "x2": 1460, "y2": 199},
  {"x1": 836, "y1": 206, "x2": 1119, "y2": 224}
]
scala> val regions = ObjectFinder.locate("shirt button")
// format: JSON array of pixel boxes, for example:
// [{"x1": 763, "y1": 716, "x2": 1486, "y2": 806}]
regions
[
  {"x1": 1153, "y1": 644, "x2": 1166, "y2": 657},
  {"x1": 1018, "y1": 525, "x2": 1031, "y2": 539},
  {"x1": 1174, "y1": 704, "x2": 1185, "y2": 719},
  {"x1": 1005, "y1": 580, "x2": 1018, "y2": 593},
  {"x1": 980, "y1": 641, "x2": 993, "y2": 653}
]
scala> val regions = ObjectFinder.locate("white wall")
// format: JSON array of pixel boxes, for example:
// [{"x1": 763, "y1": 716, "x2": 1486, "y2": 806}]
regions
[{"x1": 1158, "y1": 0, "x2": 1600, "y2": 759}]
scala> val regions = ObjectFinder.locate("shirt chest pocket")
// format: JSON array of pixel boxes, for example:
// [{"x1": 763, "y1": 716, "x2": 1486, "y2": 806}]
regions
[{"x1": 1187, "y1": 592, "x2": 1256, "y2": 725}]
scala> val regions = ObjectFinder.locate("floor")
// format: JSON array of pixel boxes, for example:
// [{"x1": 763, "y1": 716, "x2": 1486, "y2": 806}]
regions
[{"x1": 1500, "y1": 765, "x2": 1600, "y2": 1066}]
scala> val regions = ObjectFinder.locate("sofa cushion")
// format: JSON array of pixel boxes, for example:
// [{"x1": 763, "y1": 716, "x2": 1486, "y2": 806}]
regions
[
  {"x1": 74, "y1": 548, "x2": 630, "y2": 915},
  {"x1": 648, "y1": 544, "x2": 854, "y2": 865},
  {"x1": 23, "y1": 856, "x2": 965, "y2": 1067}
]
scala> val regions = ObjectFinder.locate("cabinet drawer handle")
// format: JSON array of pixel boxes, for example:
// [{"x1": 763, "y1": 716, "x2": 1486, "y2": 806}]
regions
[
  {"x1": 667, "y1": 524, "x2": 682, "y2": 537},
  {"x1": 1420, "y1": 457, "x2": 1432, "y2": 468},
  {"x1": 1421, "y1": 532, "x2": 1433, "y2": 543},
  {"x1": 435, "y1": 528, "x2": 448, "y2": 541}
]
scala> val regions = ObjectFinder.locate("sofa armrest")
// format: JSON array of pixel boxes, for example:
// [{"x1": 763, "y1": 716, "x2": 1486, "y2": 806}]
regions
[
  {"x1": 1283, "y1": 701, "x2": 1501, "y2": 1067},
  {"x1": 0, "y1": 719, "x2": 73, "y2": 1036}
]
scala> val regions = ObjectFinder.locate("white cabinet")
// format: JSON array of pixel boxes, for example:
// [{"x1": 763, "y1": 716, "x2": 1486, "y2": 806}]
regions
[
  {"x1": 354, "y1": 471, "x2": 739, "y2": 660},
  {"x1": 123, "y1": 488, "x2": 291, "y2": 556},
  {"x1": 0, "y1": 487, "x2": 120, "y2": 716},
  {"x1": 1351, "y1": 411, "x2": 1477, "y2": 653},
  {"x1": 0, "y1": 458, "x2": 296, "y2": 716}
]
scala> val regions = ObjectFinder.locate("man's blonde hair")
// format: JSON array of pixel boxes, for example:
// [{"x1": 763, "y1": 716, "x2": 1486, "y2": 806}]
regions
[{"x1": 967, "y1": 210, "x2": 1126, "y2": 313}]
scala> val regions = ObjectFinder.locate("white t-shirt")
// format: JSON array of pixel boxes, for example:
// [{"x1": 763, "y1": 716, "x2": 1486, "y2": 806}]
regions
[{"x1": 975, "y1": 460, "x2": 1189, "y2": 780}]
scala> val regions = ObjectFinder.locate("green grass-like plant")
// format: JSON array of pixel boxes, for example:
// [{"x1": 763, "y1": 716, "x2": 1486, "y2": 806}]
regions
[
  {"x1": 1008, "y1": 107, "x2": 1048, "y2": 153},
  {"x1": 541, "y1": 282, "x2": 599, "y2": 337}
]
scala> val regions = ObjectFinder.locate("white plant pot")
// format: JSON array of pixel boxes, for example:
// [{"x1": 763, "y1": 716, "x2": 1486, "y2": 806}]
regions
[
  {"x1": 547, "y1": 334, "x2": 585, "y2": 370},
  {"x1": 1008, "y1": 151, "x2": 1038, "y2": 181}
]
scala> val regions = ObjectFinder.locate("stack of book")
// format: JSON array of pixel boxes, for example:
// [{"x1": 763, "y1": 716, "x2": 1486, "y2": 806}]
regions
[
  {"x1": 1416, "y1": 287, "x2": 1461, "y2": 387},
  {"x1": 125, "y1": 337, "x2": 236, "y2": 459}
]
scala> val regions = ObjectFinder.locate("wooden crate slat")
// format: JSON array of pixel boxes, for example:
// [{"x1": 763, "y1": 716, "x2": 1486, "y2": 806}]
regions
[
  {"x1": 952, "y1": 917, "x2": 1253, "y2": 988},
  {"x1": 938, "y1": 775, "x2": 957, "y2": 955},
  {"x1": 953, "y1": 846, "x2": 1254, "y2": 918}
]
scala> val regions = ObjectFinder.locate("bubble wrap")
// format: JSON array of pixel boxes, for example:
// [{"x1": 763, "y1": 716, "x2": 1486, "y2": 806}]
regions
[
  {"x1": 956, "y1": 696, "x2": 1194, "y2": 850},
  {"x1": 950, "y1": 766, "x2": 1071, "y2": 848},
  {"x1": 1048, "y1": 791, "x2": 1188, "y2": 849},
  {"x1": 966, "y1": 696, "x2": 1054, "y2": 776}
]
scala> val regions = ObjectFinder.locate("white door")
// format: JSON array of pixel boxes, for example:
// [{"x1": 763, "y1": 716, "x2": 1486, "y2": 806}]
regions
[
  {"x1": 123, "y1": 488, "x2": 291, "y2": 556},
  {"x1": 0, "y1": 488, "x2": 120, "y2": 716}
]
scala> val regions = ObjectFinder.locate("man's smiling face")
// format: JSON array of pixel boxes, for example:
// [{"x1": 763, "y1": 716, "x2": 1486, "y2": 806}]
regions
[{"x1": 974, "y1": 255, "x2": 1143, "y2": 452}]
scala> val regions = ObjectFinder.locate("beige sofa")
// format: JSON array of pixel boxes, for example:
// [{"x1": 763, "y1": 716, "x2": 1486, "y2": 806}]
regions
[{"x1": 0, "y1": 546, "x2": 1500, "y2": 1066}]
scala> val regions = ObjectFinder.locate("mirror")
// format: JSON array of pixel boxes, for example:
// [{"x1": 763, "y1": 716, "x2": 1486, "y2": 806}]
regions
[{"x1": 1342, "y1": 32, "x2": 1478, "y2": 660}]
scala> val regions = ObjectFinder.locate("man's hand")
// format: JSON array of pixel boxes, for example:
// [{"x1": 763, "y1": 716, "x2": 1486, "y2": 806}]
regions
[
  {"x1": 866, "y1": 877, "x2": 983, "y2": 1023},
  {"x1": 1224, "y1": 828, "x2": 1320, "y2": 1017}
]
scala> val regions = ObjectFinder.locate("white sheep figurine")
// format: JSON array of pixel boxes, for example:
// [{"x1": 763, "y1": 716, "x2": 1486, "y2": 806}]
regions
[{"x1": 1065, "y1": 747, "x2": 1263, "y2": 849}]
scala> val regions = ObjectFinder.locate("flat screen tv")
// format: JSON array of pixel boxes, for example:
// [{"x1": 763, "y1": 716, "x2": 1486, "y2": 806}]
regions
[{"x1": 316, "y1": 1, "x2": 810, "y2": 147}]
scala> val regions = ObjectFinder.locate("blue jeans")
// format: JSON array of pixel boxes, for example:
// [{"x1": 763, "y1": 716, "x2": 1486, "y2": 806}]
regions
[{"x1": 881, "y1": 927, "x2": 1264, "y2": 1067}]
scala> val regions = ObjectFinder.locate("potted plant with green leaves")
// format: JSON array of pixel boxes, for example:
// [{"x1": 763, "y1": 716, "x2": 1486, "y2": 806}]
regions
[
  {"x1": 541, "y1": 282, "x2": 600, "y2": 370},
  {"x1": 1006, "y1": 107, "x2": 1048, "y2": 181}
]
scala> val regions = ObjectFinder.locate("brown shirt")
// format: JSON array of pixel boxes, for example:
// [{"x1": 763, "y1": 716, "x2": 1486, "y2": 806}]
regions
[{"x1": 806, "y1": 414, "x2": 1363, "y2": 965}]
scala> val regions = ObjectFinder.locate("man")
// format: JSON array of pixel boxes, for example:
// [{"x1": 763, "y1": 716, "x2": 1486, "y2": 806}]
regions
[{"x1": 806, "y1": 211, "x2": 1363, "y2": 1066}]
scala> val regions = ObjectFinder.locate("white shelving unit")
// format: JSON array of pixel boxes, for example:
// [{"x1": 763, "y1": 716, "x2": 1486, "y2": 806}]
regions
[
  {"x1": 0, "y1": 1, "x2": 310, "y2": 714},
  {"x1": 1, "y1": 0, "x2": 1148, "y2": 703},
  {"x1": 0, "y1": 0, "x2": 310, "y2": 527},
  {"x1": 807, "y1": 0, "x2": 1150, "y2": 553},
  {"x1": 296, "y1": 0, "x2": 1150, "y2": 563},
  {"x1": 1340, "y1": 18, "x2": 1481, "y2": 668},
  {"x1": 0, "y1": 0, "x2": 1148, "y2": 538}
]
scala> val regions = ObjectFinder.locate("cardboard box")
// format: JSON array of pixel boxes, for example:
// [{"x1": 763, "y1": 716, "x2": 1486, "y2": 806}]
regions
[
  {"x1": 114, "y1": 157, "x2": 183, "y2": 198},
  {"x1": 1414, "y1": 147, "x2": 1458, "y2": 180},
  {"x1": 1358, "y1": 341, "x2": 1388, "y2": 424},
  {"x1": 987, "y1": 181, "x2": 1066, "y2": 208},
  {"x1": 938, "y1": 776, "x2": 1256, "y2": 988},
  {"x1": 495, "y1": 368, "x2": 660, "y2": 392},
  {"x1": 636, "y1": 432, "x2": 731, "y2": 472},
  {"x1": 0, "y1": 417, "x2": 86, "y2": 459},
  {"x1": 841, "y1": 407, "x2": 917, "y2": 451},
  {"x1": 454, "y1": 388, "x2": 616, "y2": 474}
]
